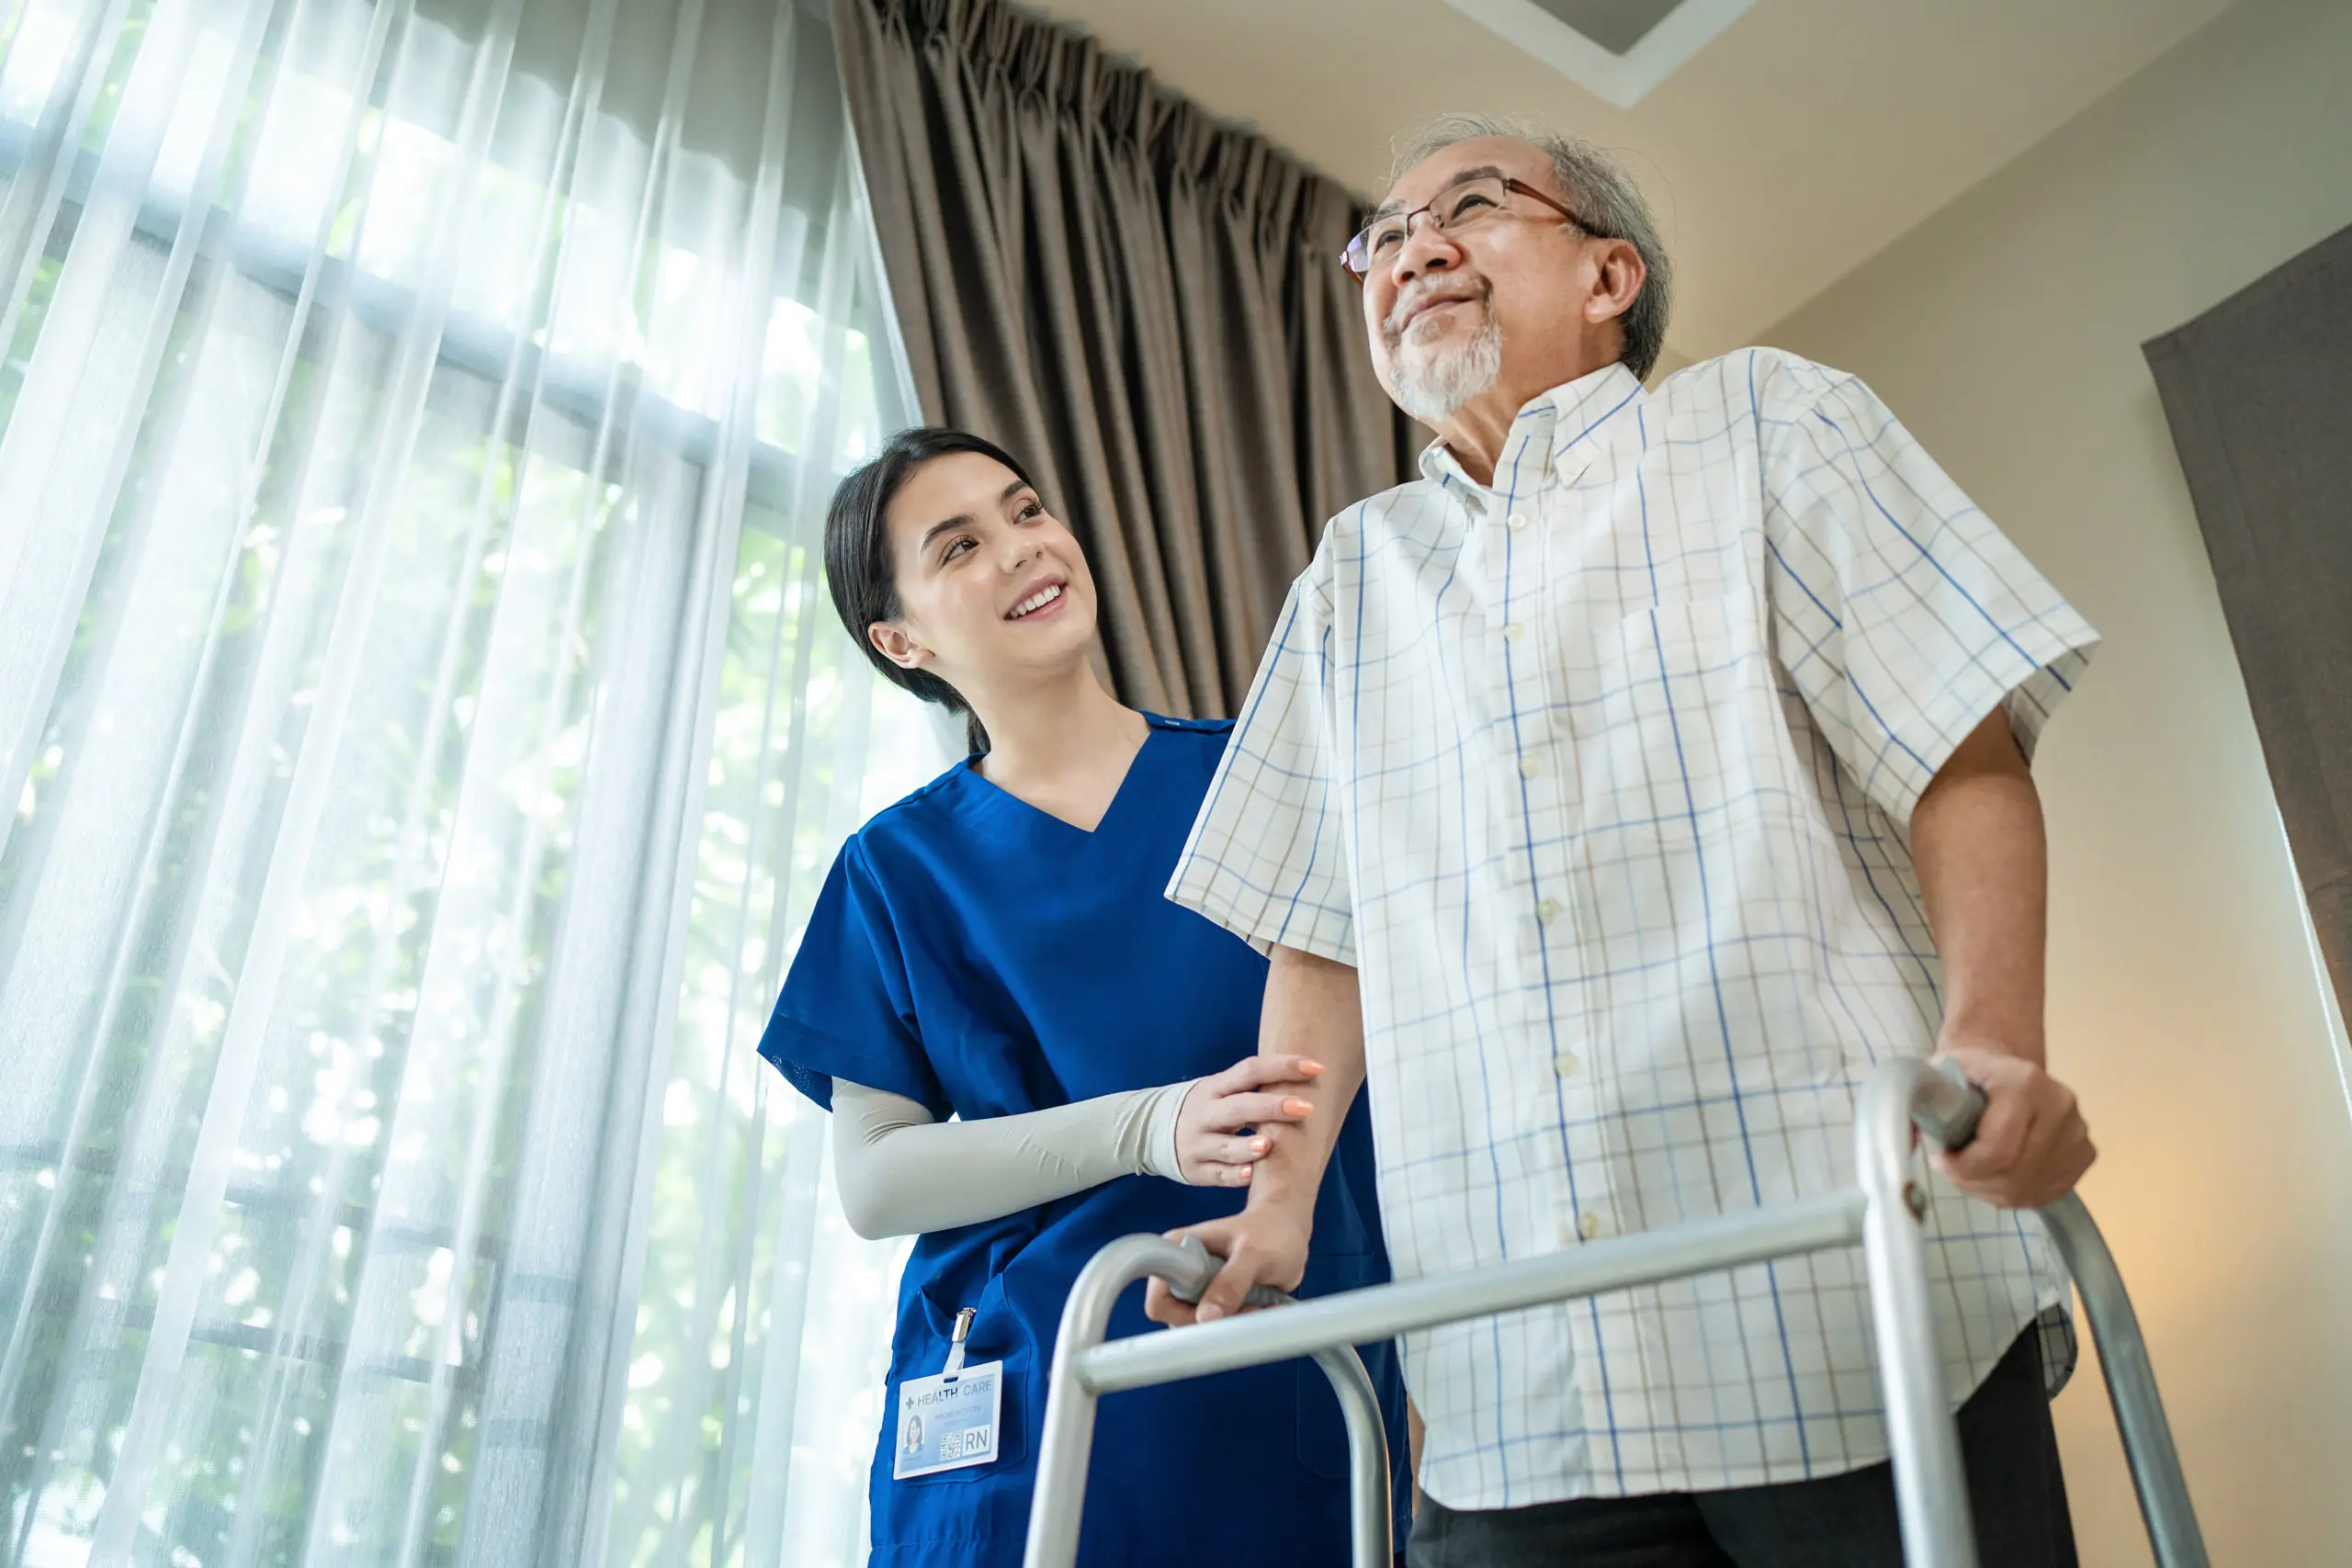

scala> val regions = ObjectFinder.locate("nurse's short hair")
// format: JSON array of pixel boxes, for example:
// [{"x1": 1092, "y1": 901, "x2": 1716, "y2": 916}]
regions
[{"x1": 825, "y1": 427, "x2": 1039, "y2": 755}]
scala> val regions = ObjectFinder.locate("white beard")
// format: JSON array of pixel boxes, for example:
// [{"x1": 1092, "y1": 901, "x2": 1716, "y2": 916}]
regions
[{"x1": 1387, "y1": 306, "x2": 1503, "y2": 424}]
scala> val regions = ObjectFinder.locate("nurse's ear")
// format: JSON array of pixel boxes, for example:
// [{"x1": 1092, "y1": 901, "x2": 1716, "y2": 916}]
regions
[{"x1": 868, "y1": 620, "x2": 932, "y2": 674}]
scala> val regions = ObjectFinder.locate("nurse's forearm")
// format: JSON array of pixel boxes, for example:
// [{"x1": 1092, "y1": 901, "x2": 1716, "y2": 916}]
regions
[
  {"x1": 830, "y1": 1078, "x2": 1191, "y2": 1239},
  {"x1": 1243, "y1": 944, "x2": 1366, "y2": 1227}
]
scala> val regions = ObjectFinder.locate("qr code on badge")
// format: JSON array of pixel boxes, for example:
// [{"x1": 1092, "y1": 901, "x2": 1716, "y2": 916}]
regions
[{"x1": 941, "y1": 1431, "x2": 963, "y2": 1460}]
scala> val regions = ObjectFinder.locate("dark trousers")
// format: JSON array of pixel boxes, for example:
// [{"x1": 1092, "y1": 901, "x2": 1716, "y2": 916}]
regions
[{"x1": 1409, "y1": 1332, "x2": 2076, "y2": 1568}]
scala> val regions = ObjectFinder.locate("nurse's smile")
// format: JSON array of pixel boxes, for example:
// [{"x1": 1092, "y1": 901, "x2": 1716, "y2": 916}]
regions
[{"x1": 1004, "y1": 577, "x2": 1069, "y2": 622}]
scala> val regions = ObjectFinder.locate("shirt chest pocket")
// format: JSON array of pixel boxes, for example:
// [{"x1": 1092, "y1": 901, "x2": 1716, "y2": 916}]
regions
[{"x1": 1569, "y1": 593, "x2": 1766, "y2": 833}]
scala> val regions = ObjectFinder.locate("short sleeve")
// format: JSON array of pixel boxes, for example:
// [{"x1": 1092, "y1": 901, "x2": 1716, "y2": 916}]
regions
[
  {"x1": 757, "y1": 839, "x2": 950, "y2": 1119},
  {"x1": 1166, "y1": 560, "x2": 1356, "y2": 964},
  {"x1": 1761, "y1": 368, "x2": 2100, "y2": 825}
]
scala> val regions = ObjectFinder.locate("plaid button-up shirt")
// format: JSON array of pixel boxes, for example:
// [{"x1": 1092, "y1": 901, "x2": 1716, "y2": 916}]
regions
[{"x1": 1168, "y1": 349, "x2": 2097, "y2": 1508}]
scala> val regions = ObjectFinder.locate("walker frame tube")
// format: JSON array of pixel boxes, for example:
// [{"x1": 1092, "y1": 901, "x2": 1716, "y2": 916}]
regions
[
  {"x1": 1856, "y1": 1059, "x2": 1979, "y2": 1564},
  {"x1": 2040, "y1": 1194, "x2": 2210, "y2": 1568},
  {"x1": 1020, "y1": 1060, "x2": 2207, "y2": 1568}
]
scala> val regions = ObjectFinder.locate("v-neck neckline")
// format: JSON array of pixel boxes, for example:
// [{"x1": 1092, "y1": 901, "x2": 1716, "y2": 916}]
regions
[{"x1": 959, "y1": 719, "x2": 1161, "y2": 840}]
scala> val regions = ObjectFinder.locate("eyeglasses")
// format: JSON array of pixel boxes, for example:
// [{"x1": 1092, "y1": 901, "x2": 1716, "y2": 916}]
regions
[{"x1": 1340, "y1": 174, "x2": 1601, "y2": 282}]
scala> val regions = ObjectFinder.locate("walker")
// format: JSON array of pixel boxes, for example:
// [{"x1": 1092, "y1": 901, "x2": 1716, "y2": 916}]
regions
[{"x1": 1021, "y1": 1058, "x2": 2208, "y2": 1568}]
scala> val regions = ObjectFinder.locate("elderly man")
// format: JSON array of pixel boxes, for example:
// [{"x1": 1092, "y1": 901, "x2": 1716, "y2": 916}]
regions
[{"x1": 1148, "y1": 115, "x2": 2097, "y2": 1567}]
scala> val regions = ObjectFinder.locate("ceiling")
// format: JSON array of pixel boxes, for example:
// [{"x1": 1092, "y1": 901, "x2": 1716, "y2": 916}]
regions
[
  {"x1": 1023, "y1": 0, "x2": 2241, "y2": 359},
  {"x1": 1528, "y1": 0, "x2": 1697, "y2": 58}
]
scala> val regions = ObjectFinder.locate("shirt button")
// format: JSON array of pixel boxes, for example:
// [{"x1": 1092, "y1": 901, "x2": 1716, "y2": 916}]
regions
[
  {"x1": 1501, "y1": 622, "x2": 1527, "y2": 643},
  {"x1": 1552, "y1": 1049, "x2": 1580, "y2": 1077},
  {"x1": 1578, "y1": 1212, "x2": 1606, "y2": 1241},
  {"x1": 1519, "y1": 756, "x2": 1543, "y2": 778},
  {"x1": 1536, "y1": 897, "x2": 1562, "y2": 924},
  {"x1": 1508, "y1": 512, "x2": 1531, "y2": 532}
]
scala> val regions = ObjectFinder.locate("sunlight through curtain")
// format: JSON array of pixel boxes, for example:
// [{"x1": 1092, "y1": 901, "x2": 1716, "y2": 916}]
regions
[{"x1": 0, "y1": 0, "x2": 939, "y2": 1560}]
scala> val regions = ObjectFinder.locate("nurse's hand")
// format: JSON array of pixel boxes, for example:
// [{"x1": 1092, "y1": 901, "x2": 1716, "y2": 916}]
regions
[
  {"x1": 1143, "y1": 1210, "x2": 1311, "y2": 1326},
  {"x1": 1173, "y1": 1055, "x2": 1325, "y2": 1187}
]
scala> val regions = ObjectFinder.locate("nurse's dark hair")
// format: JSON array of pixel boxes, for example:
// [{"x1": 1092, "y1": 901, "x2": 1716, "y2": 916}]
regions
[{"x1": 824, "y1": 426, "x2": 1039, "y2": 755}]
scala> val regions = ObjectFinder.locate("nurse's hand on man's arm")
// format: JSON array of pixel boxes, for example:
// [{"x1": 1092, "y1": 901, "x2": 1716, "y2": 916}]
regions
[
  {"x1": 1148, "y1": 944, "x2": 1366, "y2": 1327},
  {"x1": 1172, "y1": 1055, "x2": 1325, "y2": 1186}
]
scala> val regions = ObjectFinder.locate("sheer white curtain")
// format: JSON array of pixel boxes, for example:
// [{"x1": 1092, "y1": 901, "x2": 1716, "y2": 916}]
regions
[{"x1": 0, "y1": 0, "x2": 937, "y2": 1560}]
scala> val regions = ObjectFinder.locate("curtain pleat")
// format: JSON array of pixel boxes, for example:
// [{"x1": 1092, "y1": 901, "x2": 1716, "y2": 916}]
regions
[{"x1": 0, "y1": 0, "x2": 936, "y2": 1561}]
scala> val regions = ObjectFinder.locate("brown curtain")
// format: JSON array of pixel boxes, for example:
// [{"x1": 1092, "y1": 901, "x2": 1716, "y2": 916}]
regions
[
  {"x1": 2143, "y1": 220, "x2": 2352, "y2": 1017},
  {"x1": 830, "y1": 0, "x2": 1420, "y2": 716}
]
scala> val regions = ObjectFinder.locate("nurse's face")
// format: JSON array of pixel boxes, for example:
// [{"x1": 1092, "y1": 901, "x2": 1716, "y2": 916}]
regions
[{"x1": 869, "y1": 452, "x2": 1098, "y2": 698}]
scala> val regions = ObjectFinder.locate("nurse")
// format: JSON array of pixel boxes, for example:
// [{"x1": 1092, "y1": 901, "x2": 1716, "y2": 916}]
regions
[{"x1": 757, "y1": 428, "x2": 1412, "y2": 1568}]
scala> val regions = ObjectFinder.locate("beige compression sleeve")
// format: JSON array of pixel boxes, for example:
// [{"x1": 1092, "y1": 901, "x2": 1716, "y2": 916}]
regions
[{"x1": 828, "y1": 1077, "x2": 1196, "y2": 1239}]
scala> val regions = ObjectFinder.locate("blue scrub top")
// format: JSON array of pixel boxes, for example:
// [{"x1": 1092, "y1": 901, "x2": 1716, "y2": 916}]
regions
[{"x1": 760, "y1": 715, "x2": 1411, "y2": 1568}]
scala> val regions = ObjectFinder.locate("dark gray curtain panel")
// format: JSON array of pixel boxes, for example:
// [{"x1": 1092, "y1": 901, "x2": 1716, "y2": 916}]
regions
[
  {"x1": 831, "y1": 0, "x2": 1422, "y2": 716},
  {"x1": 2144, "y1": 221, "x2": 2352, "y2": 1018}
]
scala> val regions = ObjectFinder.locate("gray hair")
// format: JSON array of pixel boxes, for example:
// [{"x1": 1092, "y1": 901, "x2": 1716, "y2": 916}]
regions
[{"x1": 1390, "y1": 113, "x2": 1675, "y2": 382}]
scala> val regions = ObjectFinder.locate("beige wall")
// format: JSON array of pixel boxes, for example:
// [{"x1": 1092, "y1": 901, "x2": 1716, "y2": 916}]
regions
[{"x1": 1760, "y1": 1, "x2": 2352, "y2": 1562}]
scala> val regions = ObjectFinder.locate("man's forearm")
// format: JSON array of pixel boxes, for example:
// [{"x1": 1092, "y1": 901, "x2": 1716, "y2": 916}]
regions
[
  {"x1": 1911, "y1": 706, "x2": 2048, "y2": 1062},
  {"x1": 1246, "y1": 944, "x2": 1367, "y2": 1219},
  {"x1": 1909, "y1": 705, "x2": 2095, "y2": 1209}
]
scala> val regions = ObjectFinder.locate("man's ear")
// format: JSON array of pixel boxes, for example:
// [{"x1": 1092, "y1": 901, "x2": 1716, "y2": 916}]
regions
[
  {"x1": 869, "y1": 620, "x2": 929, "y2": 673},
  {"x1": 1586, "y1": 237, "x2": 1646, "y2": 326}
]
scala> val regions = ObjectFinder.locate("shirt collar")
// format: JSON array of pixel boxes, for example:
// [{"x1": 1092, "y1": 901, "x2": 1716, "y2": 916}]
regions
[{"x1": 1418, "y1": 360, "x2": 1647, "y2": 498}]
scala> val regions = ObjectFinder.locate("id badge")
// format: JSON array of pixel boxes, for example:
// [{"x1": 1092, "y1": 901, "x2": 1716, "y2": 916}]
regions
[{"x1": 891, "y1": 1360, "x2": 1003, "y2": 1479}]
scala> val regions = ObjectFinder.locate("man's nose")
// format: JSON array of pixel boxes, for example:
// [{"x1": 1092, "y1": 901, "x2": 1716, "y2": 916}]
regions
[{"x1": 1391, "y1": 214, "x2": 1462, "y2": 290}]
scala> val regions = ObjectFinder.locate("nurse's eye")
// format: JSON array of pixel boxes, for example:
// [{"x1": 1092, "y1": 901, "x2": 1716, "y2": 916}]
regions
[
  {"x1": 939, "y1": 536, "x2": 978, "y2": 564},
  {"x1": 1013, "y1": 498, "x2": 1045, "y2": 525}
]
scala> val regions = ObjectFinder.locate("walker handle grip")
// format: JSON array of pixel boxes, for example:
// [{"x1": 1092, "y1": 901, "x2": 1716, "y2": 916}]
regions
[
  {"x1": 1164, "y1": 1235, "x2": 1295, "y2": 1311},
  {"x1": 1911, "y1": 1058, "x2": 1988, "y2": 1152}
]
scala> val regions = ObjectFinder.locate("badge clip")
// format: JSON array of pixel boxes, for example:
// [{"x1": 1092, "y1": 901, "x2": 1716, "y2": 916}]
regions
[{"x1": 943, "y1": 1306, "x2": 977, "y2": 1379}]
